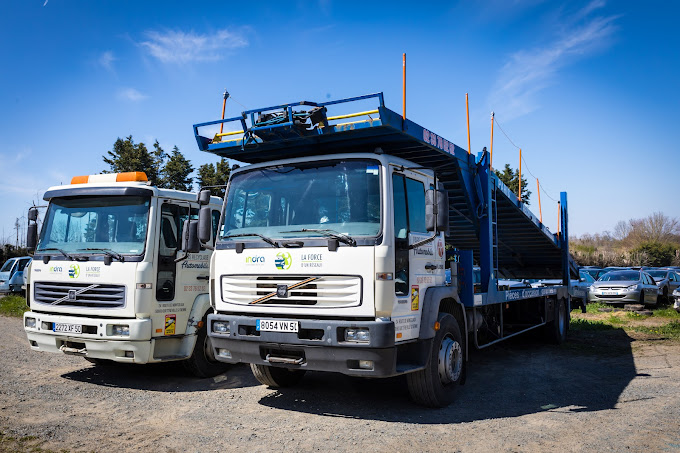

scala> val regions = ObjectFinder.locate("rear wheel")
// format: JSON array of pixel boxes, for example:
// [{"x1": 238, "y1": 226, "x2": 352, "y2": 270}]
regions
[
  {"x1": 545, "y1": 298, "x2": 568, "y2": 344},
  {"x1": 251, "y1": 364, "x2": 306, "y2": 388},
  {"x1": 407, "y1": 313, "x2": 464, "y2": 408},
  {"x1": 183, "y1": 313, "x2": 230, "y2": 378}
]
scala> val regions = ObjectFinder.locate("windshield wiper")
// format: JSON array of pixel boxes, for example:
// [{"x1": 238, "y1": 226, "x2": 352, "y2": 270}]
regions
[
  {"x1": 38, "y1": 247, "x2": 78, "y2": 260},
  {"x1": 283, "y1": 229, "x2": 357, "y2": 247},
  {"x1": 222, "y1": 233, "x2": 280, "y2": 248},
  {"x1": 78, "y1": 248, "x2": 125, "y2": 262}
]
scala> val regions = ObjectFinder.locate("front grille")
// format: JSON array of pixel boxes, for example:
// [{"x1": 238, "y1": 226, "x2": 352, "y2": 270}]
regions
[
  {"x1": 221, "y1": 275, "x2": 362, "y2": 308},
  {"x1": 33, "y1": 282, "x2": 126, "y2": 309}
]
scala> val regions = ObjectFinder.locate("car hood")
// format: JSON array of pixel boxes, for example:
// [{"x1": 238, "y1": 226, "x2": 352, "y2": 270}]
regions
[
  {"x1": 592, "y1": 280, "x2": 638, "y2": 288},
  {"x1": 0, "y1": 271, "x2": 10, "y2": 281}
]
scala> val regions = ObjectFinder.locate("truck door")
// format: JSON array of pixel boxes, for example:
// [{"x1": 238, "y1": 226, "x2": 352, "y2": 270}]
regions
[{"x1": 391, "y1": 170, "x2": 440, "y2": 341}]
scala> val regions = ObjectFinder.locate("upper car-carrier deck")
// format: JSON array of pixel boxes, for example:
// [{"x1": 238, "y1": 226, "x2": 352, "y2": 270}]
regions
[{"x1": 193, "y1": 92, "x2": 576, "y2": 286}]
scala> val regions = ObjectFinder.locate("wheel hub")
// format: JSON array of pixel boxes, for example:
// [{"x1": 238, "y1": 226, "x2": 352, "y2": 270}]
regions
[{"x1": 438, "y1": 336, "x2": 462, "y2": 384}]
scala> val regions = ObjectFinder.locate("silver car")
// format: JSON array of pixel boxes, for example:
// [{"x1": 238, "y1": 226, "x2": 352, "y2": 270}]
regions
[
  {"x1": 646, "y1": 269, "x2": 680, "y2": 300},
  {"x1": 589, "y1": 270, "x2": 659, "y2": 305}
]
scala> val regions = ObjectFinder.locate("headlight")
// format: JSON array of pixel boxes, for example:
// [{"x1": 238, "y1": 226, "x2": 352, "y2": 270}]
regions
[
  {"x1": 25, "y1": 317, "x2": 36, "y2": 329},
  {"x1": 213, "y1": 321, "x2": 230, "y2": 334},
  {"x1": 111, "y1": 325, "x2": 130, "y2": 336},
  {"x1": 626, "y1": 284, "x2": 639, "y2": 291},
  {"x1": 345, "y1": 327, "x2": 370, "y2": 343}
]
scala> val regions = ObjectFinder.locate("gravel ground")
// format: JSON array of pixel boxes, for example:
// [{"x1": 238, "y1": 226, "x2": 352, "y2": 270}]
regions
[{"x1": 1, "y1": 315, "x2": 680, "y2": 452}]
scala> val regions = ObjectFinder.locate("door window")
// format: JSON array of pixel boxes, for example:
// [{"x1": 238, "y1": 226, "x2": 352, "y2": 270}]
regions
[{"x1": 157, "y1": 203, "x2": 189, "y2": 301}]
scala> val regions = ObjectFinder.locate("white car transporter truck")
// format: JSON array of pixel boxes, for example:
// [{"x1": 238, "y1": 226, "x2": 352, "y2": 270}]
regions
[
  {"x1": 23, "y1": 171, "x2": 228, "y2": 377},
  {"x1": 190, "y1": 93, "x2": 578, "y2": 406}
]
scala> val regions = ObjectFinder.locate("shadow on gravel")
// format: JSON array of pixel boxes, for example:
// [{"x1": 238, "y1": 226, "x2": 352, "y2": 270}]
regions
[
  {"x1": 61, "y1": 362, "x2": 258, "y2": 392},
  {"x1": 257, "y1": 327, "x2": 638, "y2": 423}
]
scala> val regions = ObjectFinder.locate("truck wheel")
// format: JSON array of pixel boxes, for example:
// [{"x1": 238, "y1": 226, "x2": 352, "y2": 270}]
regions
[
  {"x1": 250, "y1": 364, "x2": 306, "y2": 388},
  {"x1": 407, "y1": 313, "x2": 464, "y2": 408},
  {"x1": 183, "y1": 314, "x2": 230, "y2": 378},
  {"x1": 545, "y1": 298, "x2": 567, "y2": 344}
]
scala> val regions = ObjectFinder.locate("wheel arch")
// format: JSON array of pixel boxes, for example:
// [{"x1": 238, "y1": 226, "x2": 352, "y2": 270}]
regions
[
  {"x1": 185, "y1": 293, "x2": 212, "y2": 337},
  {"x1": 419, "y1": 286, "x2": 468, "y2": 359}
]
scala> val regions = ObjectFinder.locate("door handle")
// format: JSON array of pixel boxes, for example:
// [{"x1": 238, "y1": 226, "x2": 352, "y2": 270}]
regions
[
  {"x1": 425, "y1": 264, "x2": 438, "y2": 271},
  {"x1": 196, "y1": 275, "x2": 209, "y2": 281}
]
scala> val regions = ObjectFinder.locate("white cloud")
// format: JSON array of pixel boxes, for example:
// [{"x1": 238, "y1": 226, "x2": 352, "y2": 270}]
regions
[
  {"x1": 489, "y1": 1, "x2": 620, "y2": 119},
  {"x1": 117, "y1": 88, "x2": 148, "y2": 102},
  {"x1": 98, "y1": 51, "x2": 116, "y2": 71},
  {"x1": 139, "y1": 29, "x2": 248, "y2": 64}
]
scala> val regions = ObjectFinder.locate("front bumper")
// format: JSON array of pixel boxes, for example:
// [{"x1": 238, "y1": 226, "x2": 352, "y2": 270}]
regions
[
  {"x1": 589, "y1": 289, "x2": 642, "y2": 304},
  {"x1": 23, "y1": 311, "x2": 155, "y2": 363},
  {"x1": 207, "y1": 314, "x2": 400, "y2": 377}
]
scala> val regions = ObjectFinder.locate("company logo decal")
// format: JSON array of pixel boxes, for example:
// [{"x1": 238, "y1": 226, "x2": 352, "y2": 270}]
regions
[
  {"x1": 246, "y1": 256, "x2": 265, "y2": 265},
  {"x1": 275, "y1": 251, "x2": 292, "y2": 270},
  {"x1": 301, "y1": 253, "x2": 322, "y2": 268},
  {"x1": 437, "y1": 239, "x2": 445, "y2": 258},
  {"x1": 49, "y1": 266, "x2": 63, "y2": 274},
  {"x1": 68, "y1": 264, "x2": 80, "y2": 279}
]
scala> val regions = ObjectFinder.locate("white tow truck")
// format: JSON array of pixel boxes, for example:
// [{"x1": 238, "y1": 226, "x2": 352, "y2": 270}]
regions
[
  {"x1": 23, "y1": 172, "x2": 228, "y2": 377},
  {"x1": 189, "y1": 93, "x2": 574, "y2": 406}
]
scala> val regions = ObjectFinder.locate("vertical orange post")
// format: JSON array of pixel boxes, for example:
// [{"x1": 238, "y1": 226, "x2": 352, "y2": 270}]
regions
[
  {"x1": 557, "y1": 201, "x2": 561, "y2": 239},
  {"x1": 490, "y1": 111, "x2": 495, "y2": 168},
  {"x1": 466, "y1": 93, "x2": 471, "y2": 154},
  {"x1": 518, "y1": 148, "x2": 522, "y2": 202},
  {"x1": 537, "y1": 179, "x2": 542, "y2": 223},
  {"x1": 219, "y1": 89, "x2": 229, "y2": 135},
  {"x1": 402, "y1": 53, "x2": 406, "y2": 120}
]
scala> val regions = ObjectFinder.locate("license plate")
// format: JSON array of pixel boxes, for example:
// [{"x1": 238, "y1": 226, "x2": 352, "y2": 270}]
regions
[
  {"x1": 256, "y1": 319, "x2": 298, "y2": 333},
  {"x1": 602, "y1": 291, "x2": 619, "y2": 296},
  {"x1": 54, "y1": 323, "x2": 82, "y2": 334}
]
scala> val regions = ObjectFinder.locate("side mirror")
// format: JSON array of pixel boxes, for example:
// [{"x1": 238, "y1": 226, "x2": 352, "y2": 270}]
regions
[
  {"x1": 28, "y1": 207, "x2": 38, "y2": 222},
  {"x1": 197, "y1": 189, "x2": 211, "y2": 206},
  {"x1": 181, "y1": 219, "x2": 201, "y2": 254},
  {"x1": 198, "y1": 206, "x2": 212, "y2": 244},
  {"x1": 27, "y1": 223, "x2": 38, "y2": 251},
  {"x1": 425, "y1": 184, "x2": 450, "y2": 234}
]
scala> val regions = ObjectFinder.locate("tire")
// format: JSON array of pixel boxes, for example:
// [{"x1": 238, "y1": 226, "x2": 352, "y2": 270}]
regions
[
  {"x1": 250, "y1": 364, "x2": 306, "y2": 388},
  {"x1": 407, "y1": 313, "x2": 464, "y2": 408},
  {"x1": 661, "y1": 287, "x2": 668, "y2": 304},
  {"x1": 545, "y1": 298, "x2": 568, "y2": 344},
  {"x1": 183, "y1": 313, "x2": 230, "y2": 378}
]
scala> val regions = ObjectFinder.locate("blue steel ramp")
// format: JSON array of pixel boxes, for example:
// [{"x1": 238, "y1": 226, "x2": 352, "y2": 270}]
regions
[{"x1": 193, "y1": 93, "x2": 573, "y2": 280}]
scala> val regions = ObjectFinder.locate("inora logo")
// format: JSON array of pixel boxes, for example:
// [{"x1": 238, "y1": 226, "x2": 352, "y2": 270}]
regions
[
  {"x1": 246, "y1": 256, "x2": 265, "y2": 264},
  {"x1": 275, "y1": 252, "x2": 292, "y2": 270},
  {"x1": 68, "y1": 264, "x2": 80, "y2": 279}
]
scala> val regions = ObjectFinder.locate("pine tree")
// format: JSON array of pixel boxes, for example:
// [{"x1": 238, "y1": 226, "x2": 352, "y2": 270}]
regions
[
  {"x1": 161, "y1": 146, "x2": 194, "y2": 191},
  {"x1": 494, "y1": 163, "x2": 531, "y2": 204},
  {"x1": 197, "y1": 158, "x2": 231, "y2": 198},
  {"x1": 102, "y1": 136, "x2": 163, "y2": 186}
]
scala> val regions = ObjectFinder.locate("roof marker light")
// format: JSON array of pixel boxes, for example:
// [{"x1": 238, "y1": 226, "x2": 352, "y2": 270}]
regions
[{"x1": 71, "y1": 172, "x2": 148, "y2": 185}]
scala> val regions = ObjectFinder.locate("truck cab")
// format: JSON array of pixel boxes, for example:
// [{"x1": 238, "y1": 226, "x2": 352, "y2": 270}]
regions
[{"x1": 23, "y1": 172, "x2": 227, "y2": 377}]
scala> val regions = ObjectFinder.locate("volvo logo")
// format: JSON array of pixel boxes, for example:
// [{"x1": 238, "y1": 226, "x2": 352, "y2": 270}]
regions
[
  {"x1": 68, "y1": 290, "x2": 77, "y2": 301},
  {"x1": 276, "y1": 285, "x2": 289, "y2": 298}
]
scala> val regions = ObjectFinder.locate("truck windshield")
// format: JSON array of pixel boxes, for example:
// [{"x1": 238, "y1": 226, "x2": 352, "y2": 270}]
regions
[
  {"x1": 37, "y1": 196, "x2": 150, "y2": 256},
  {"x1": 221, "y1": 159, "x2": 381, "y2": 241}
]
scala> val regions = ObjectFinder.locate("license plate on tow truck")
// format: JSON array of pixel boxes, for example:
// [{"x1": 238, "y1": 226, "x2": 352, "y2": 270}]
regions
[
  {"x1": 256, "y1": 319, "x2": 298, "y2": 333},
  {"x1": 53, "y1": 323, "x2": 82, "y2": 334}
]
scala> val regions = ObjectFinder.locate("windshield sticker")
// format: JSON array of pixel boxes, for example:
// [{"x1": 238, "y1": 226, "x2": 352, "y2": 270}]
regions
[
  {"x1": 301, "y1": 253, "x2": 322, "y2": 268},
  {"x1": 164, "y1": 314, "x2": 176, "y2": 335},
  {"x1": 275, "y1": 251, "x2": 292, "y2": 270},
  {"x1": 68, "y1": 264, "x2": 80, "y2": 279},
  {"x1": 366, "y1": 165, "x2": 379, "y2": 175},
  {"x1": 411, "y1": 285, "x2": 419, "y2": 311}
]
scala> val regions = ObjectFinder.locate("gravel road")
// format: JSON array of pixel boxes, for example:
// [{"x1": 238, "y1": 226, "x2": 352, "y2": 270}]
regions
[{"x1": 1, "y1": 315, "x2": 680, "y2": 452}]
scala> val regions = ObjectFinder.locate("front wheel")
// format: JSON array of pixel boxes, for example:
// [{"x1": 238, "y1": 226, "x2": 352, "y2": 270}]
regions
[
  {"x1": 251, "y1": 364, "x2": 306, "y2": 388},
  {"x1": 183, "y1": 314, "x2": 230, "y2": 378},
  {"x1": 407, "y1": 313, "x2": 464, "y2": 408}
]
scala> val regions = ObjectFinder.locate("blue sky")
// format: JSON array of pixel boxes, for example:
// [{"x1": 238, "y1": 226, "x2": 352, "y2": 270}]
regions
[{"x1": 1, "y1": 0, "x2": 678, "y2": 244}]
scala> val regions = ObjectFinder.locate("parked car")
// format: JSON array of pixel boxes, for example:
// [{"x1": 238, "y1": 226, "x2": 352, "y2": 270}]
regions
[
  {"x1": 596, "y1": 266, "x2": 631, "y2": 279},
  {"x1": 589, "y1": 270, "x2": 659, "y2": 305},
  {"x1": 646, "y1": 269, "x2": 680, "y2": 301},
  {"x1": 580, "y1": 266, "x2": 602, "y2": 280},
  {"x1": 0, "y1": 256, "x2": 32, "y2": 294},
  {"x1": 673, "y1": 288, "x2": 680, "y2": 312},
  {"x1": 532, "y1": 270, "x2": 595, "y2": 309}
]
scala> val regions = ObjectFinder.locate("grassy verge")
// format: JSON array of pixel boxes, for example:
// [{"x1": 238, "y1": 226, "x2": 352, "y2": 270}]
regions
[
  {"x1": 0, "y1": 431, "x2": 66, "y2": 453},
  {"x1": 0, "y1": 295, "x2": 28, "y2": 318}
]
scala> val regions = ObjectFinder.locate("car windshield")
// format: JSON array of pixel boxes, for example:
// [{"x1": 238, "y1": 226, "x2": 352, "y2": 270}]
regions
[
  {"x1": 0, "y1": 259, "x2": 15, "y2": 272},
  {"x1": 647, "y1": 270, "x2": 667, "y2": 279},
  {"x1": 220, "y1": 159, "x2": 381, "y2": 241},
  {"x1": 599, "y1": 271, "x2": 640, "y2": 282},
  {"x1": 37, "y1": 196, "x2": 150, "y2": 255}
]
